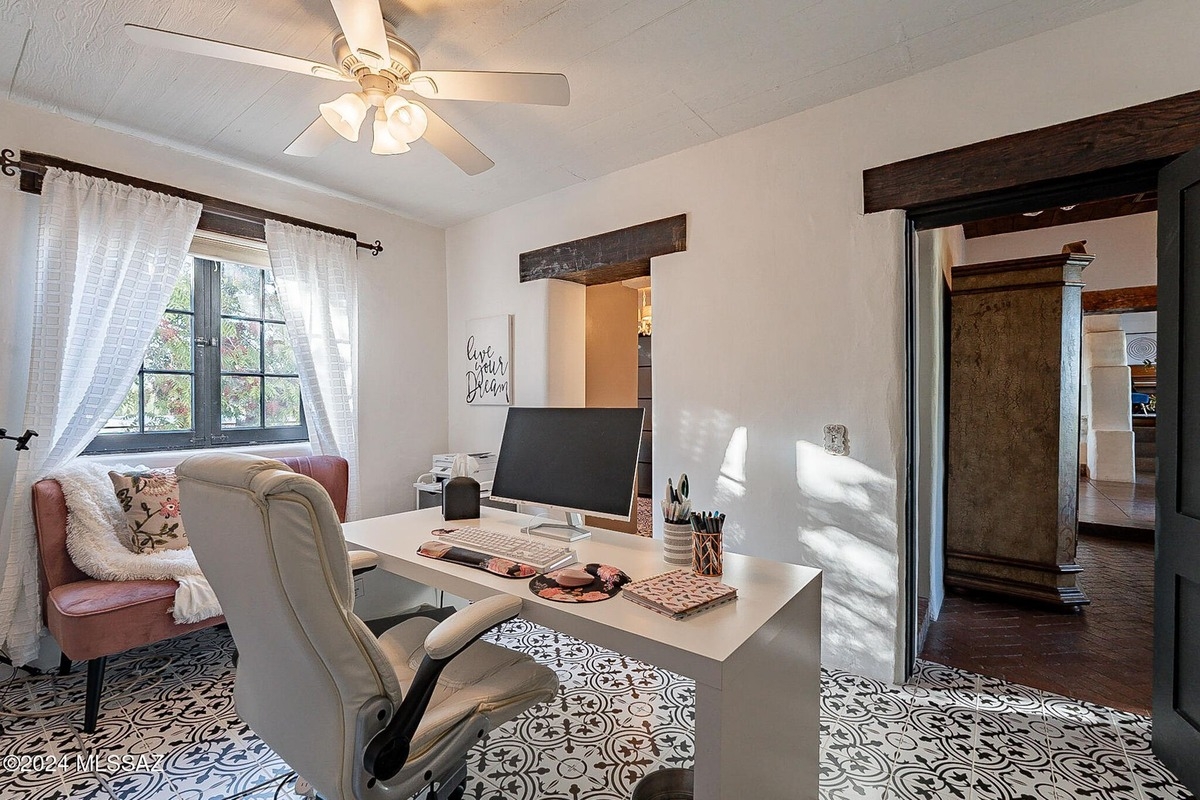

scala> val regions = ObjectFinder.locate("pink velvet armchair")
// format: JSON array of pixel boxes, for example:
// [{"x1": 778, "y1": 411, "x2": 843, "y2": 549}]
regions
[{"x1": 32, "y1": 454, "x2": 365, "y2": 732}]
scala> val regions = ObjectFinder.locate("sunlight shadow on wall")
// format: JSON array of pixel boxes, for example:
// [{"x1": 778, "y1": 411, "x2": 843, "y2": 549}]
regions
[
  {"x1": 674, "y1": 407, "x2": 733, "y2": 464},
  {"x1": 714, "y1": 426, "x2": 748, "y2": 547},
  {"x1": 795, "y1": 440, "x2": 898, "y2": 676}
]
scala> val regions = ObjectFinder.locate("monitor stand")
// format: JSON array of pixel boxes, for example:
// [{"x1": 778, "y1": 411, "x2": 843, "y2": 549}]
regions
[{"x1": 522, "y1": 511, "x2": 592, "y2": 542}]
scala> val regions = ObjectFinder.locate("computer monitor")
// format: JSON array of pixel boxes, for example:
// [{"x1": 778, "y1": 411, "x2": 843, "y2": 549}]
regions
[{"x1": 489, "y1": 407, "x2": 645, "y2": 541}]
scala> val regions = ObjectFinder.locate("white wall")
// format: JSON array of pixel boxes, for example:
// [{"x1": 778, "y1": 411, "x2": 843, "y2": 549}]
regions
[
  {"x1": 965, "y1": 212, "x2": 1157, "y2": 291},
  {"x1": 0, "y1": 98, "x2": 450, "y2": 647},
  {"x1": 445, "y1": 0, "x2": 1200, "y2": 681},
  {"x1": 914, "y1": 227, "x2": 962, "y2": 624}
]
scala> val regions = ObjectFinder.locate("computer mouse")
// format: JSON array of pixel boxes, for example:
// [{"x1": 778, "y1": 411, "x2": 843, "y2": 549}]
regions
[{"x1": 553, "y1": 567, "x2": 593, "y2": 587}]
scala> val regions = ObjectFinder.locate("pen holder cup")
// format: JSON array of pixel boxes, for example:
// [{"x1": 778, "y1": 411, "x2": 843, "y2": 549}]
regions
[
  {"x1": 692, "y1": 531, "x2": 723, "y2": 577},
  {"x1": 662, "y1": 522, "x2": 693, "y2": 566}
]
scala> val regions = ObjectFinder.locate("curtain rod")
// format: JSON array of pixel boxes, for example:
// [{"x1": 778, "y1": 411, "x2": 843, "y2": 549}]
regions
[{"x1": 0, "y1": 148, "x2": 383, "y2": 257}]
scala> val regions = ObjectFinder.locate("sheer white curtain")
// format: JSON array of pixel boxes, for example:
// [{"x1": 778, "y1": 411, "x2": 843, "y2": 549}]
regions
[
  {"x1": 0, "y1": 169, "x2": 200, "y2": 665},
  {"x1": 265, "y1": 220, "x2": 360, "y2": 519}
]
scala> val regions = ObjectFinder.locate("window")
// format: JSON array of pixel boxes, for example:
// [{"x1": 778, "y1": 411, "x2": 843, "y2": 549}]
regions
[{"x1": 87, "y1": 256, "x2": 307, "y2": 453}]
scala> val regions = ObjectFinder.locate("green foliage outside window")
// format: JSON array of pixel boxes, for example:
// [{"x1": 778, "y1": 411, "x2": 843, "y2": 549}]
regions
[{"x1": 89, "y1": 255, "x2": 306, "y2": 453}]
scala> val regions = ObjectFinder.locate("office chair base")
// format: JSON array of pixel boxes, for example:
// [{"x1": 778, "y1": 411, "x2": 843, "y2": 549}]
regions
[{"x1": 425, "y1": 762, "x2": 467, "y2": 800}]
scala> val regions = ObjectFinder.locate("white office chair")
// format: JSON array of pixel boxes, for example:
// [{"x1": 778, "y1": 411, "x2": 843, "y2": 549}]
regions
[{"x1": 177, "y1": 453, "x2": 559, "y2": 800}]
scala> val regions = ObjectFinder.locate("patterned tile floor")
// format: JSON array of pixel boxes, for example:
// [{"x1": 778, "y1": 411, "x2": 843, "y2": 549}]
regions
[{"x1": 0, "y1": 623, "x2": 1192, "y2": 800}]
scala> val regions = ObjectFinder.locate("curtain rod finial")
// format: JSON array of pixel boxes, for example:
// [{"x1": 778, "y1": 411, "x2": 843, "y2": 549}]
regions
[
  {"x1": 1, "y1": 149, "x2": 18, "y2": 177},
  {"x1": 355, "y1": 239, "x2": 383, "y2": 256}
]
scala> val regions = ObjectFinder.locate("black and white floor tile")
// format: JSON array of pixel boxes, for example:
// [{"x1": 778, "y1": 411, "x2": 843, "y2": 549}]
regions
[{"x1": 0, "y1": 624, "x2": 1192, "y2": 799}]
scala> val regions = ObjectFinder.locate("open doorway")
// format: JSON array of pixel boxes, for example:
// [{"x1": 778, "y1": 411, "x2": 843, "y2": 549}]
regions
[
  {"x1": 583, "y1": 279, "x2": 653, "y2": 536},
  {"x1": 868, "y1": 88, "x2": 1200, "y2": 789},
  {"x1": 914, "y1": 198, "x2": 1158, "y2": 713}
]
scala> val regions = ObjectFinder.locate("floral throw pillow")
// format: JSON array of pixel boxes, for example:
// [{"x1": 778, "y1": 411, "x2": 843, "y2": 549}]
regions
[{"x1": 108, "y1": 469, "x2": 190, "y2": 554}]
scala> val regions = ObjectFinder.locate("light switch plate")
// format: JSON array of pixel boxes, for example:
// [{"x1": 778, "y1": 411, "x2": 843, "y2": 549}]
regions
[{"x1": 824, "y1": 424, "x2": 848, "y2": 456}]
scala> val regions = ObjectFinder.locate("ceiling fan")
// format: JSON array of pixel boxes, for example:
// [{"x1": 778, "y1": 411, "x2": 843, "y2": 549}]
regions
[{"x1": 124, "y1": 0, "x2": 571, "y2": 175}]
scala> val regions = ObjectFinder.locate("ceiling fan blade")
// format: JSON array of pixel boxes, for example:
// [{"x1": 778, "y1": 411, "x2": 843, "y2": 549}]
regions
[
  {"x1": 408, "y1": 70, "x2": 570, "y2": 106},
  {"x1": 285, "y1": 117, "x2": 341, "y2": 157},
  {"x1": 125, "y1": 24, "x2": 349, "y2": 81},
  {"x1": 328, "y1": 0, "x2": 390, "y2": 68},
  {"x1": 413, "y1": 101, "x2": 494, "y2": 175}
]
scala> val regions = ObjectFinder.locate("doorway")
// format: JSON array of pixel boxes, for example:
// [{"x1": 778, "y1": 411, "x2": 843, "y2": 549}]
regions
[
  {"x1": 583, "y1": 279, "x2": 652, "y2": 536},
  {"x1": 867, "y1": 87, "x2": 1200, "y2": 791},
  {"x1": 914, "y1": 200, "x2": 1159, "y2": 713}
]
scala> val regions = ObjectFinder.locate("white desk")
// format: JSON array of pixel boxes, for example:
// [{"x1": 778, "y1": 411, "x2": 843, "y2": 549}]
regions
[{"x1": 344, "y1": 506, "x2": 822, "y2": 800}]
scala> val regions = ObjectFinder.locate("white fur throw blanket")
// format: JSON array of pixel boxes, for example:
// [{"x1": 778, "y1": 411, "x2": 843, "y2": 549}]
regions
[{"x1": 49, "y1": 460, "x2": 222, "y2": 624}]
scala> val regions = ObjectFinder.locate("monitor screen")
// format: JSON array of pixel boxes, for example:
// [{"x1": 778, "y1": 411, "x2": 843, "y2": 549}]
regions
[{"x1": 490, "y1": 407, "x2": 645, "y2": 520}]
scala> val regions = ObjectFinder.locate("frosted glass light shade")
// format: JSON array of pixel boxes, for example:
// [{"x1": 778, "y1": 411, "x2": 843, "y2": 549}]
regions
[
  {"x1": 384, "y1": 95, "x2": 429, "y2": 143},
  {"x1": 371, "y1": 108, "x2": 410, "y2": 155},
  {"x1": 319, "y1": 92, "x2": 369, "y2": 142}
]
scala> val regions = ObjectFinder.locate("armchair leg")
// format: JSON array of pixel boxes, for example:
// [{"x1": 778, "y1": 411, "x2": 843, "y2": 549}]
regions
[
  {"x1": 83, "y1": 657, "x2": 107, "y2": 734},
  {"x1": 58, "y1": 652, "x2": 72, "y2": 676}
]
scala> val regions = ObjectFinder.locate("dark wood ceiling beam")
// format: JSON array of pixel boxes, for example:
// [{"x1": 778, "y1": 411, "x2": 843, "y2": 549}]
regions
[
  {"x1": 1082, "y1": 285, "x2": 1157, "y2": 315},
  {"x1": 962, "y1": 192, "x2": 1158, "y2": 239},
  {"x1": 863, "y1": 90, "x2": 1200, "y2": 214},
  {"x1": 519, "y1": 214, "x2": 686, "y2": 285}
]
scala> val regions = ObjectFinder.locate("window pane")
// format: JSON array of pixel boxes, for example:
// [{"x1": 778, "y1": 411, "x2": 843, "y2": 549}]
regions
[
  {"x1": 263, "y1": 271, "x2": 285, "y2": 321},
  {"x1": 144, "y1": 312, "x2": 193, "y2": 371},
  {"x1": 101, "y1": 382, "x2": 141, "y2": 434},
  {"x1": 264, "y1": 323, "x2": 296, "y2": 374},
  {"x1": 221, "y1": 375, "x2": 262, "y2": 428},
  {"x1": 168, "y1": 261, "x2": 193, "y2": 311},
  {"x1": 144, "y1": 374, "x2": 193, "y2": 432},
  {"x1": 265, "y1": 377, "x2": 302, "y2": 427},
  {"x1": 220, "y1": 262, "x2": 262, "y2": 317},
  {"x1": 221, "y1": 319, "x2": 261, "y2": 373}
]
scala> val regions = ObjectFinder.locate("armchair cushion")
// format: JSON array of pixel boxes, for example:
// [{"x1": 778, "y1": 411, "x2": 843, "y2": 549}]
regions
[{"x1": 46, "y1": 578, "x2": 217, "y2": 661}]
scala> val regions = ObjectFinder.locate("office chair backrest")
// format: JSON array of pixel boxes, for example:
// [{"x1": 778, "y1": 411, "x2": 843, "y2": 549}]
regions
[{"x1": 177, "y1": 453, "x2": 400, "y2": 800}]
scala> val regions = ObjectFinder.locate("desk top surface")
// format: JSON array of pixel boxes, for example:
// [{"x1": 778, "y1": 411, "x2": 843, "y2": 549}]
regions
[{"x1": 344, "y1": 506, "x2": 821, "y2": 672}]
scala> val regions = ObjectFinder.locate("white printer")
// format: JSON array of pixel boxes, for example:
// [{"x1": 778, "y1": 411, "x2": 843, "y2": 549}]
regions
[{"x1": 416, "y1": 452, "x2": 497, "y2": 492}]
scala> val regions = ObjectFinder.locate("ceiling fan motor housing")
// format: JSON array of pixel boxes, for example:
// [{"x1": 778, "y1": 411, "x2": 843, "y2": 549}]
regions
[{"x1": 333, "y1": 22, "x2": 421, "y2": 96}]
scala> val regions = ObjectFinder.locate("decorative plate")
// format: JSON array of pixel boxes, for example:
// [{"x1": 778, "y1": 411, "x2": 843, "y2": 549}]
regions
[{"x1": 529, "y1": 563, "x2": 631, "y2": 603}]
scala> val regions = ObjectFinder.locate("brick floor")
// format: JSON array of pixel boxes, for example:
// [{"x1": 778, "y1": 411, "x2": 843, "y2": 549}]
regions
[
  {"x1": 921, "y1": 534, "x2": 1153, "y2": 714},
  {"x1": 1079, "y1": 469, "x2": 1155, "y2": 530}
]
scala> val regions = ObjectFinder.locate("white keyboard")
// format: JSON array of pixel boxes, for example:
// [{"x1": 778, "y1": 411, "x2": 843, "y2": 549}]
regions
[{"x1": 434, "y1": 526, "x2": 578, "y2": 572}]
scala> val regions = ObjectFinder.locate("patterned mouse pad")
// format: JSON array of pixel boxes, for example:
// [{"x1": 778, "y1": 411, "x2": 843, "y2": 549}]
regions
[
  {"x1": 529, "y1": 563, "x2": 632, "y2": 603},
  {"x1": 417, "y1": 540, "x2": 537, "y2": 579}
]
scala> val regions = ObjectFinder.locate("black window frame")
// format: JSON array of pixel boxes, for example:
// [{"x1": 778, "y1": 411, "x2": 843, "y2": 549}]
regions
[{"x1": 85, "y1": 256, "x2": 308, "y2": 454}]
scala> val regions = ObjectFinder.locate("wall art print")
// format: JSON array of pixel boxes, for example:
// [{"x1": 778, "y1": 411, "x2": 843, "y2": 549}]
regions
[{"x1": 465, "y1": 314, "x2": 512, "y2": 405}]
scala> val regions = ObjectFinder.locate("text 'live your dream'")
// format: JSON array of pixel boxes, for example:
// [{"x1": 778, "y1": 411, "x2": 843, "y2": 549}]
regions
[{"x1": 466, "y1": 335, "x2": 510, "y2": 403}]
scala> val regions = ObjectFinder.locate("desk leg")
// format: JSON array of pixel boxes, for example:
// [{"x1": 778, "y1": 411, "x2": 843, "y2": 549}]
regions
[{"x1": 692, "y1": 580, "x2": 821, "y2": 800}]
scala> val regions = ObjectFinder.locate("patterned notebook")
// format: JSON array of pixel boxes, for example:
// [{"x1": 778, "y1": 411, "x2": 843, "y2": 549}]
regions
[{"x1": 621, "y1": 569, "x2": 738, "y2": 619}]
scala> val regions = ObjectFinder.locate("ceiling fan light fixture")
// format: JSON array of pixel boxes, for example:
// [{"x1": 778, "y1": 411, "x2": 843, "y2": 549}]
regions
[
  {"x1": 320, "y1": 91, "x2": 369, "y2": 142},
  {"x1": 371, "y1": 108, "x2": 410, "y2": 154},
  {"x1": 384, "y1": 95, "x2": 429, "y2": 143}
]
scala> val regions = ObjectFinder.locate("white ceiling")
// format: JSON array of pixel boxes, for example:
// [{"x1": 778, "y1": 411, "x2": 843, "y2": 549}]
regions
[{"x1": 1, "y1": 0, "x2": 1142, "y2": 227}]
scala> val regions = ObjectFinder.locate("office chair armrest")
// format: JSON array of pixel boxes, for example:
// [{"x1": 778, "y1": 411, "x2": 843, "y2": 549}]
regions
[
  {"x1": 363, "y1": 595, "x2": 523, "y2": 782},
  {"x1": 423, "y1": 595, "x2": 522, "y2": 659},
  {"x1": 348, "y1": 550, "x2": 380, "y2": 575}
]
